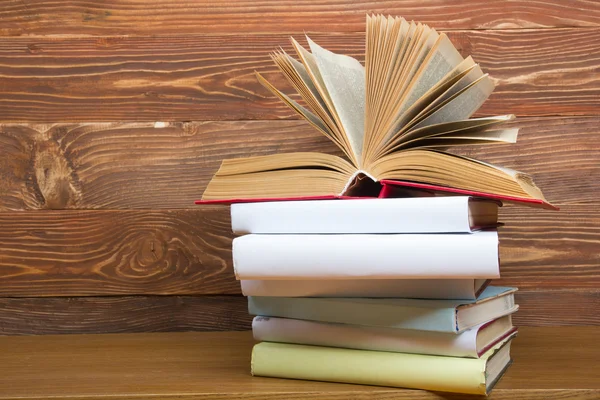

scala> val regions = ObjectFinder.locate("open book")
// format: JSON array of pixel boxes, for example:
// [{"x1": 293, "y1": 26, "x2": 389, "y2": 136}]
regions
[{"x1": 201, "y1": 15, "x2": 553, "y2": 208}]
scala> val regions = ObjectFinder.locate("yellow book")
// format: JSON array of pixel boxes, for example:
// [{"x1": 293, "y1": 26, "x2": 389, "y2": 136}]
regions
[{"x1": 251, "y1": 336, "x2": 513, "y2": 395}]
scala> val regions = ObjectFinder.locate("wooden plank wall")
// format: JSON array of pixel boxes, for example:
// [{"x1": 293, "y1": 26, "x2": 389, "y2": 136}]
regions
[{"x1": 0, "y1": 1, "x2": 598, "y2": 335}]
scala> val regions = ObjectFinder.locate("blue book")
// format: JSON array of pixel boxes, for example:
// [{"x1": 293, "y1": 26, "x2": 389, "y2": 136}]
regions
[{"x1": 248, "y1": 286, "x2": 517, "y2": 333}]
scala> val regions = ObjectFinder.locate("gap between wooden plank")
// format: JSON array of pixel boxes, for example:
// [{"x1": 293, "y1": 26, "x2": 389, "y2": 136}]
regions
[
  {"x1": 0, "y1": 291, "x2": 598, "y2": 335},
  {"x1": 1, "y1": 0, "x2": 599, "y2": 36},
  {"x1": 1, "y1": 117, "x2": 597, "y2": 209}
]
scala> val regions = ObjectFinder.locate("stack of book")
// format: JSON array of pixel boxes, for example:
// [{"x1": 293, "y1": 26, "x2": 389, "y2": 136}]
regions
[
  {"x1": 231, "y1": 197, "x2": 518, "y2": 395},
  {"x1": 197, "y1": 13, "x2": 555, "y2": 396}
]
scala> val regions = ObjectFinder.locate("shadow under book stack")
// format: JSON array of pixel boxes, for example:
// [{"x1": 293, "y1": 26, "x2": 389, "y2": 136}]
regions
[{"x1": 231, "y1": 196, "x2": 519, "y2": 395}]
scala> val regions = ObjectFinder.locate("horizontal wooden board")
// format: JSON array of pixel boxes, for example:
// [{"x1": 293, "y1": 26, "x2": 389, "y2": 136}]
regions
[
  {"x1": 0, "y1": 209, "x2": 238, "y2": 296},
  {"x1": 1, "y1": 328, "x2": 599, "y2": 400},
  {"x1": 497, "y1": 206, "x2": 600, "y2": 289},
  {"x1": 0, "y1": 117, "x2": 597, "y2": 210},
  {"x1": 514, "y1": 290, "x2": 600, "y2": 326},
  {"x1": 0, "y1": 295, "x2": 252, "y2": 335},
  {"x1": 0, "y1": 291, "x2": 597, "y2": 335},
  {"x1": 0, "y1": 121, "x2": 339, "y2": 210},
  {"x1": 0, "y1": 205, "x2": 597, "y2": 297},
  {"x1": 0, "y1": 29, "x2": 597, "y2": 122},
  {"x1": 2, "y1": 0, "x2": 600, "y2": 36}
]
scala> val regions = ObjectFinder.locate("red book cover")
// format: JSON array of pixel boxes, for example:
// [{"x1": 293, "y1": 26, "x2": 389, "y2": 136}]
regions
[
  {"x1": 196, "y1": 179, "x2": 557, "y2": 210},
  {"x1": 378, "y1": 180, "x2": 559, "y2": 210},
  {"x1": 196, "y1": 195, "x2": 360, "y2": 205}
]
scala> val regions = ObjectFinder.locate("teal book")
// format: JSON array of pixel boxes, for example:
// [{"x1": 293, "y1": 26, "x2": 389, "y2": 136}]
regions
[{"x1": 248, "y1": 286, "x2": 517, "y2": 333}]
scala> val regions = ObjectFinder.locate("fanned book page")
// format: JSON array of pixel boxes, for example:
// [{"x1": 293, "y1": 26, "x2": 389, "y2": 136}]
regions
[{"x1": 200, "y1": 14, "x2": 554, "y2": 209}]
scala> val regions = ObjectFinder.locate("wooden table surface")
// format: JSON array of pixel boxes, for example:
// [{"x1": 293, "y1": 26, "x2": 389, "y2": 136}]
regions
[{"x1": 0, "y1": 327, "x2": 598, "y2": 400}]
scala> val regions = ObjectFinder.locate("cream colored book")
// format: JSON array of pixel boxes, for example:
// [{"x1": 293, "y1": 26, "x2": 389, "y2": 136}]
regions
[
  {"x1": 251, "y1": 336, "x2": 514, "y2": 395},
  {"x1": 201, "y1": 14, "x2": 554, "y2": 209}
]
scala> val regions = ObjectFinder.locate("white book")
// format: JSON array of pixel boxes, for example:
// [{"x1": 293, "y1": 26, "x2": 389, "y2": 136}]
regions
[
  {"x1": 241, "y1": 279, "x2": 489, "y2": 300},
  {"x1": 231, "y1": 197, "x2": 498, "y2": 234},
  {"x1": 252, "y1": 315, "x2": 517, "y2": 358},
  {"x1": 233, "y1": 230, "x2": 499, "y2": 279}
]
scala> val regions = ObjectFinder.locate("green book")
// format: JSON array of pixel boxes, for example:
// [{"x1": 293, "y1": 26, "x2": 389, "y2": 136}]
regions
[{"x1": 251, "y1": 336, "x2": 513, "y2": 395}]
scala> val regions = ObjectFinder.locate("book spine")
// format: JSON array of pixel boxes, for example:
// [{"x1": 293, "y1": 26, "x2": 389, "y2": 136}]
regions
[
  {"x1": 241, "y1": 279, "x2": 479, "y2": 300},
  {"x1": 252, "y1": 316, "x2": 480, "y2": 358},
  {"x1": 231, "y1": 197, "x2": 473, "y2": 234},
  {"x1": 251, "y1": 342, "x2": 488, "y2": 395},
  {"x1": 248, "y1": 296, "x2": 458, "y2": 333},
  {"x1": 234, "y1": 231, "x2": 499, "y2": 280}
]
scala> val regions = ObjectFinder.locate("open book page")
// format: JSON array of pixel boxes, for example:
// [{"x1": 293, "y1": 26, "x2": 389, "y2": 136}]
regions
[
  {"x1": 411, "y1": 74, "x2": 495, "y2": 130},
  {"x1": 369, "y1": 149, "x2": 546, "y2": 201},
  {"x1": 381, "y1": 34, "x2": 464, "y2": 142},
  {"x1": 201, "y1": 152, "x2": 355, "y2": 200},
  {"x1": 286, "y1": 53, "x2": 331, "y2": 113},
  {"x1": 273, "y1": 52, "x2": 337, "y2": 133},
  {"x1": 291, "y1": 38, "x2": 357, "y2": 165},
  {"x1": 420, "y1": 66, "x2": 484, "y2": 118},
  {"x1": 255, "y1": 72, "x2": 354, "y2": 161},
  {"x1": 212, "y1": 152, "x2": 355, "y2": 176},
  {"x1": 400, "y1": 65, "x2": 485, "y2": 134},
  {"x1": 365, "y1": 16, "x2": 411, "y2": 160},
  {"x1": 200, "y1": 14, "x2": 552, "y2": 208},
  {"x1": 365, "y1": 26, "x2": 439, "y2": 162},
  {"x1": 447, "y1": 153, "x2": 546, "y2": 202},
  {"x1": 369, "y1": 21, "x2": 418, "y2": 136},
  {"x1": 365, "y1": 16, "x2": 407, "y2": 153},
  {"x1": 307, "y1": 36, "x2": 366, "y2": 165},
  {"x1": 409, "y1": 128, "x2": 519, "y2": 148},
  {"x1": 380, "y1": 25, "x2": 437, "y2": 122},
  {"x1": 400, "y1": 27, "x2": 438, "y2": 90},
  {"x1": 401, "y1": 34, "x2": 464, "y2": 111},
  {"x1": 202, "y1": 170, "x2": 349, "y2": 200},
  {"x1": 377, "y1": 115, "x2": 514, "y2": 157},
  {"x1": 366, "y1": 58, "x2": 478, "y2": 163}
]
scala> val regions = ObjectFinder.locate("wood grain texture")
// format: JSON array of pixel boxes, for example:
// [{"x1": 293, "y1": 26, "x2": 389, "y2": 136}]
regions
[
  {"x1": 2, "y1": 0, "x2": 600, "y2": 36},
  {"x1": 0, "y1": 209, "x2": 237, "y2": 296},
  {"x1": 0, "y1": 295, "x2": 252, "y2": 335},
  {"x1": 1, "y1": 117, "x2": 597, "y2": 210},
  {"x1": 0, "y1": 121, "x2": 338, "y2": 210},
  {"x1": 0, "y1": 291, "x2": 597, "y2": 335},
  {"x1": 0, "y1": 203, "x2": 598, "y2": 297},
  {"x1": 0, "y1": 205, "x2": 597, "y2": 297},
  {"x1": 0, "y1": 328, "x2": 598, "y2": 399},
  {"x1": 0, "y1": 28, "x2": 598, "y2": 122},
  {"x1": 514, "y1": 290, "x2": 600, "y2": 326},
  {"x1": 497, "y1": 206, "x2": 600, "y2": 289}
]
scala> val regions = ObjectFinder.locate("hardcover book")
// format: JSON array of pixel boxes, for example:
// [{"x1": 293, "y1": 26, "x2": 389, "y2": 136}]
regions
[
  {"x1": 251, "y1": 336, "x2": 514, "y2": 395},
  {"x1": 200, "y1": 15, "x2": 553, "y2": 209},
  {"x1": 248, "y1": 286, "x2": 518, "y2": 333},
  {"x1": 252, "y1": 314, "x2": 517, "y2": 358},
  {"x1": 231, "y1": 196, "x2": 498, "y2": 234},
  {"x1": 233, "y1": 230, "x2": 500, "y2": 280}
]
